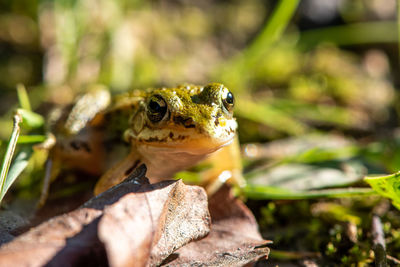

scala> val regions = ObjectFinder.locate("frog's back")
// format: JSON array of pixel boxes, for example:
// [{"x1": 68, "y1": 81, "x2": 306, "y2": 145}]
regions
[{"x1": 49, "y1": 86, "x2": 143, "y2": 175}]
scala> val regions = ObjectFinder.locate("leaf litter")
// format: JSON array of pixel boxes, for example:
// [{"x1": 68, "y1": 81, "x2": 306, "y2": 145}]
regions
[{"x1": 0, "y1": 165, "x2": 270, "y2": 266}]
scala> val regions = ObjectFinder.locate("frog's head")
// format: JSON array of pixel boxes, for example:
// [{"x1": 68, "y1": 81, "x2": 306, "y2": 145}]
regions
[{"x1": 125, "y1": 83, "x2": 237, "y2": 154}]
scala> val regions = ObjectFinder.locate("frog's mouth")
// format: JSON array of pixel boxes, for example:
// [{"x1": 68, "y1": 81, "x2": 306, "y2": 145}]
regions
[
  {"x1": 134, "y1": 128, "x2": 235, "y2": 155},
  {"x1": 138, "y1": 138, "x2": 234, "y2": 155}
]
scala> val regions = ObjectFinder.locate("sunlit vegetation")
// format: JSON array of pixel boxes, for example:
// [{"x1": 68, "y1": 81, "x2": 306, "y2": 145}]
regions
[{"x1": 1, "y1": 0, "x2": 400, "y2": 265}]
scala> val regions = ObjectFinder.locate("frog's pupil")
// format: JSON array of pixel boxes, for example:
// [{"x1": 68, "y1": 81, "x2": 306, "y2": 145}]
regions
[
  {"x1": 149, "y1": 100, "x2": 161, "y2": 112},
  {"x1": 226, "y1": 92, "x2": 234, "y2": 105}
]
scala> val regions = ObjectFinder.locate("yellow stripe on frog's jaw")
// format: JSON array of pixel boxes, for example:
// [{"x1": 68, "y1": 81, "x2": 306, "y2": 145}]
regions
[{"x1": 125, "y1": 117, "x2": 237, "y2": 155}]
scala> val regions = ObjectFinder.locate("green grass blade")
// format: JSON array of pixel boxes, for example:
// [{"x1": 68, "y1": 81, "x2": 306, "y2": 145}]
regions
[
  {"x1": 298, "y1": 21, "x2": 397, "y2": 50},
  {"x1": 0, "y1": 112, "x2": 22, "y2": 201},
  {"x1": 16, "y1": 84, "x2": 31, "y2": 111},
  {"x1": 17, "y1": 135, "x2": 47, "y2": 144},
  {"x1": 0, "y1": 147, "x2": 32, "y2": 203},
  {"x1": 244, "y1": 184, "x2": 375, "y2": 200},
  {"x1": 245, "y1": 0, "x2": 300, "y2": 60},
  {"x1": 215, "y1": 0, "x2": 300, "y2": 90}
]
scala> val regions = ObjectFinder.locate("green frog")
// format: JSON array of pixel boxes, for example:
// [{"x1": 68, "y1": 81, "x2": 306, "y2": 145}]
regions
[{"x1": 46, "y1": 83, "x2": 244, "y2": 198}]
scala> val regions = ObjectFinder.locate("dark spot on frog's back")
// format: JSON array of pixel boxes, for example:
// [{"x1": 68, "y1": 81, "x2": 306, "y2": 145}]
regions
[
  {"x1": 190, "y1": 94, "x2": 201, "y2": 104},
  {"x1": 173, "y1": 116, "x2": 195, "y2": 128},
  {"x1": 70, "y1": 140, "x2": 92, "y2": 153},
  {"x1": 70, "y1": 141, "x2": 79, "y2": 150}
]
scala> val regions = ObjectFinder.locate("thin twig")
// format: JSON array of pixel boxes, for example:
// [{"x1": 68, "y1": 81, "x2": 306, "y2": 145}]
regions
[
  {"x1": 372, "y1": 215, "x2": 387, "y2": 267},
  {"x1": 37, "y1": 159, "x2": 53, "y2": 209}
]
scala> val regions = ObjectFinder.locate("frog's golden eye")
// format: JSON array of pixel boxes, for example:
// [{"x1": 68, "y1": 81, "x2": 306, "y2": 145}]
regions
[
  {"x1": 222, "y1": 91, "x2": 234, "y2": 113},
  {"x1": 147, "y1": 95, "x2": 168, "y2": 122}
]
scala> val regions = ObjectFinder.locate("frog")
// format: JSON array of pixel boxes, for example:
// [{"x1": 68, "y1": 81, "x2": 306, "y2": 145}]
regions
[{"x1": 43, "y1": 82, "x2": 244, "y2": 200}]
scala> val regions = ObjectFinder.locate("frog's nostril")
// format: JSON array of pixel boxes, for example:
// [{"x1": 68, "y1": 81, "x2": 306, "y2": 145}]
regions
[
  {"x1": 173, "y1": 116, "x2": 195, "y2": 128},
  {"x1": 185, "y1": 118, "x2": 194, "y2": 126}
]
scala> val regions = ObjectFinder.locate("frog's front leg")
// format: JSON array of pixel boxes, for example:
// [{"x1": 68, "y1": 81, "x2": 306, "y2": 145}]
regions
[
  {"x1": 36, "y1": 127, "x2": 107, "y2": 207},
  {"x1": 94, "y1": 150, "x2": 142, "y2": 195},
  {"x1": 38, "y1": 86, "x2": 111, "y2": 206},
  {"x1": 201, "y1": 136, "x2": 246, "y2": 195},
  {"x1": 47, "y1": 86, "x2": 111, "y2": 176}
]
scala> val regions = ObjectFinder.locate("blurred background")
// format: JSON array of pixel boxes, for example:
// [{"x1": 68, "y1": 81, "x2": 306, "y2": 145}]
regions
[
  {"x1": 2, "y1": 0, "x2": 400, "y2": 265},
  {"x1": 0, "y1": 0, "x2": 398, "y2": 141}
]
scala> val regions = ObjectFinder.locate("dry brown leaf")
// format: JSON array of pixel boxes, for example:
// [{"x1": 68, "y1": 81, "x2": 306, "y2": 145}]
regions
[
  {"x1": 162, "y1": 185, "x2": 271, "y2": 266},
  {"x1": 148, "y1": 180, "x2": 211, "y2": 266},
  {"x1": 99, "y1": 177, "x2": 211, "y2": 267},
  {"x1": 0, "y1": 166, "x2": 211, "y2": 267}
]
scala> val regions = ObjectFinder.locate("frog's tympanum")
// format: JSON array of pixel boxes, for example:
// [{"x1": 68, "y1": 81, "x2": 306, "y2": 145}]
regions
[{"x1": 48, "y1": 83, "x2": 244, "y2": 197}]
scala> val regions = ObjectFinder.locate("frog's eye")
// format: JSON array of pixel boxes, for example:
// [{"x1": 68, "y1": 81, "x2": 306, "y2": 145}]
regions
[
  {"x1": 222, "y1": 91, "x2": 234, "y2": 113},
  {"x1": 147, "y1": 95, "x2": 168, "y2": 122}
]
